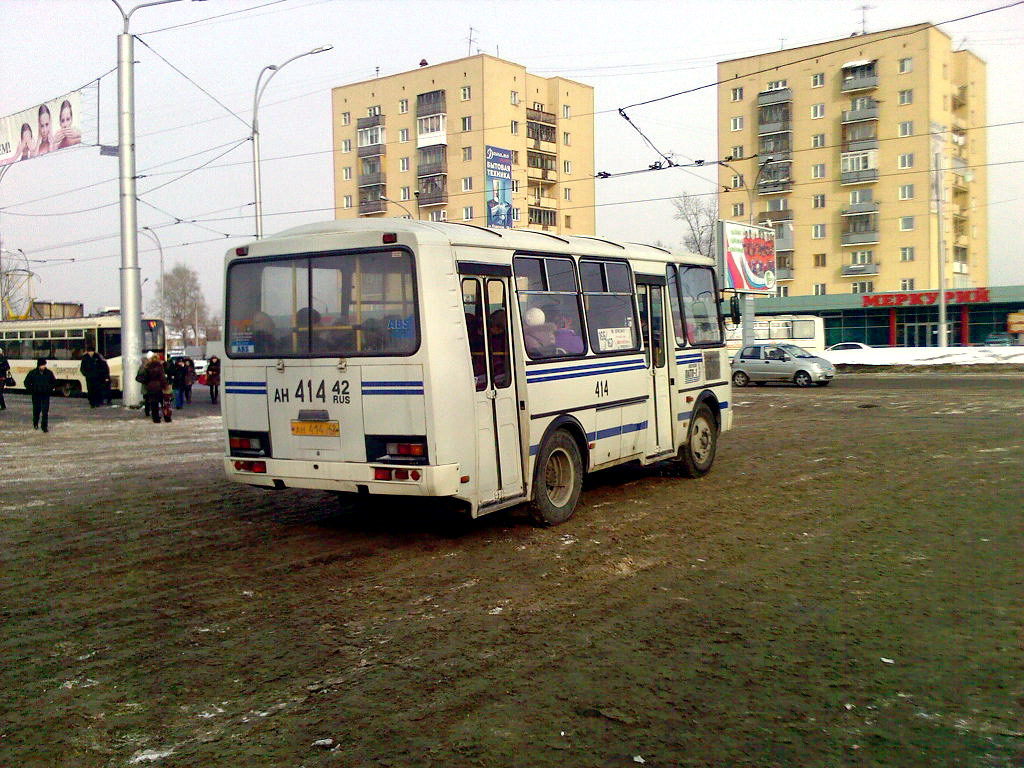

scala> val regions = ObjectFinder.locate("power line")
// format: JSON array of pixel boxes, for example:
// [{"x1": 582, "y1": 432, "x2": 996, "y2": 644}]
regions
[{"x1": 138, "y1": 0, "x2": 293, "y2": 34}]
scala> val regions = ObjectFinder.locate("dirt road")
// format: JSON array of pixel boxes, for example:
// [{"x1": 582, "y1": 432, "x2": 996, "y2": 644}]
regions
[{"x1": 1, "y1": 374, "x2": 1021, "y2": 767}]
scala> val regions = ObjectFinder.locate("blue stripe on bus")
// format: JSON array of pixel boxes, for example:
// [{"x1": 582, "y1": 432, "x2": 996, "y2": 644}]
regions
[
  {"x1": 362, "y1": 380, "x2": 423, "y2": 387},
  {"x1": 226, "y1": 388, "x2": 267, "y2": 395},
  {"x1": 529, "y1": 420, "x2": 648, "y2": 455},
  {"x1": 678, "y1": 401, "x2": 729, "y2": 421},
  {"x1": 528, "y1": 364, "x2": 646, "y2": 383},
  {"x1": 225, "y1": 380, "x2": 265, "y2": 387},
  {"x1": 363, "y1": 389, "x2": 425, "y2": 396},
  {"x1": 529, "y1": 357, "x2": 644, "y2": 375}
]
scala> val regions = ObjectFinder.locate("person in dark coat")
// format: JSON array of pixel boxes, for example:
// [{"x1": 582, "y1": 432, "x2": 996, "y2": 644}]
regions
[
  {"x1": 142, "y1": 357, "x2": 169, "y2": 424},
  {"x1": 0, "y1": 346, "x2": 10, "y2": 410},
  {"x1": 171, "y1": 358, "x2": 188, "y2": 409},
  {"x1": 80, "y1": 348, "x2": 105, "y2": 407},
  {"x1": 184, "y1": 358, "x2": 196, "y2": 404},
  {"x1": 206, "y1": 356, "x2": 221, "y2": 404},
  {"x1": 97, "y1": 354, "x2": 112, "y2": 405},
  {"x1": 24, "y1": 358, "x2": 57, "y2": 432}
]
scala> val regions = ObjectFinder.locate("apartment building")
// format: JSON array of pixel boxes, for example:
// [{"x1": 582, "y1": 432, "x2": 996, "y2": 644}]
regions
[
  {"x1": 717, "y1": 23, "x2": 987, "y2": 299},
  {"x1": 330, "y1": 54, "x2": 595, "y2": 234}
]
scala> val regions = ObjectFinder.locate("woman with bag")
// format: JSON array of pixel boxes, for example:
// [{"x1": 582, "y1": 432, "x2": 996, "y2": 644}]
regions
[
  {"x1": 206, "y1": 355, "x2": 221, "y2": 404},
  {"x1": 142, "y1": 356, "x2": 170, "y2": 424},
  {"x1": 0, "y1": 346, "x2": 13, "y2": 410}
]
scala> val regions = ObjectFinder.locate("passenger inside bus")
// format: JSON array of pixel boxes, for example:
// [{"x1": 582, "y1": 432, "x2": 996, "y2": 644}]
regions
[
  {"x1": 523, "y1": 307, "x2": 557, "y2": 357},
  {"x1": 542, "y1": 304, "x2": 585, "y2": 355}
]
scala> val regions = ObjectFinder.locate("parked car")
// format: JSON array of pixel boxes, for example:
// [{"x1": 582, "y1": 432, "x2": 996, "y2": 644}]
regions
[
  {"x1": 825, "y1": 342, "x2": 872, "y2": 351},
  {"x1": 731, "y1": 343, "x2": 836, "y2": 387}
]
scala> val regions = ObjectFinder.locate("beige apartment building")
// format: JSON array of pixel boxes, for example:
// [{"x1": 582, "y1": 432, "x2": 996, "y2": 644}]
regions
[
  {"x1": 330, "y1": 54, "x2": 595, "y2": 235},
  {"x1": 717, "y1": 23, "x2": 987, "y2": 298}
]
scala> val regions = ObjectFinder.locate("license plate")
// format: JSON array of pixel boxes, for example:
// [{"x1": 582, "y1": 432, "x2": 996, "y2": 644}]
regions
[{"x1": 291, "y1": 420, "x2": 340, "y2": 437}]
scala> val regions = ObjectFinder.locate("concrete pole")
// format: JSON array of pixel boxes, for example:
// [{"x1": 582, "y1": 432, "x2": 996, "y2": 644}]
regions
[{"x1": 933, "y1": 150, "x2": 948, "y2": 348}]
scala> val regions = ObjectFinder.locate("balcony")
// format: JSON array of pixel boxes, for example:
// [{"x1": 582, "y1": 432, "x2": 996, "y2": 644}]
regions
[
  {"x1": 840, "y1": 201, "x2": 879, "y2": 216},
  {"x1": 840, "y1": 168, "x2": 878, "y2": 185},
  {"x1": 358, "y1": 143, "x2": 386, "y2": 158},
  {"x1": 358, "y1": 171, "x2": 386, "y2": 187},
  {"x1": 841, "y1": 262, "x2": 880, "y2": 277},
  {"x1": 841, "y1": 106, "x2": 878, "y2": 123},
  {"x1": 758, "y1": 120, "x2": 791, "y2": 136},
  {"x1": 356, "y1": 114, "x2": 384, "y2": 130},
  {"x1": 416, "y1": 94, "x2": 446, "y2": 117},
  {"x1": 527, "y1": 166, "x2": 558, "y2": 182},
  {"x1": 526, "y1": 107, "x2": 557, "y2": 125},
  {"x1": 774, "y1": 227, "x2": 793, "y2": 252},
  {"x1": 417, "y1": 190, "x2": 447, "y2": 207},
  {"x1": 951, "y1": 86, "x2": 967, "y2": 111},
  {"x1": 531, "y1": 194, "x2": 557, "y2": 208},
  {"x1": 530, "y1": 136, "x2": 558, "y2": 153},
  {"x1": 417, "y1": 161, "x2": 447, "y2": 177},
  {"x1": 757, "y1": 88, "x2": 792, "y2": 106},
  {"x1": 775, "y1": 267, "x2": 794, "y2": 281},
  {"x1": 760, "y1": 209, "x2": 793, "y2": 223},
  {"x1": 841, "y1": 74, "x2": 878, "y2": 93},
  {"x1": 843, "y1": 137, "x2": 878, "y2": 152},
  {"x1": 758, "y1": 178, "x2": 792, "y2": 194},
  {"x1": 358, "y1": 200, "x2": 386, "y2": 215},
  {"x1": 841, "y1": 231, "x2": 880, "y2": 246}
]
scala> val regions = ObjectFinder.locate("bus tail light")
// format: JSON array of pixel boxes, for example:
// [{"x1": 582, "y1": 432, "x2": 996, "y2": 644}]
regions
[
  {"x1": 374, "y1": 468, "x2": 393, "y2": 481},
  {"x1": 385, "y1": 441, "x2": 425, "y2": 457},
  {"x1": 230, "y1": 436, "x2": 261, "y2": 451},
  {"x1": 228, "y1": 430, "x2": 270, "y2": 457},
  {"x1": 233, "y1": 460, "x2": 266, "y2": 473},
  {"x1": 373, "y1": 468, "x2": 421, "y2": 482}
]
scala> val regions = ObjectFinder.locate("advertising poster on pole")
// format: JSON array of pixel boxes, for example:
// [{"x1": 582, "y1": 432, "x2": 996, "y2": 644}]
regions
[
  {"x1": 485, "y1": 145, "x2": 513, "y2": 228},
  {"x1": 0, "y1": 90, "x2": 83, "y2": 167},
  {"x1": 716, "y1": 220, "x2": 777, "y2": 294}
]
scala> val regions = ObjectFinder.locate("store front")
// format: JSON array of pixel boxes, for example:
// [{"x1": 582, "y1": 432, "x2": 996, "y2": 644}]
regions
[{"x1": 754, "y1": 286, "x2": 1024, "y2": 347}]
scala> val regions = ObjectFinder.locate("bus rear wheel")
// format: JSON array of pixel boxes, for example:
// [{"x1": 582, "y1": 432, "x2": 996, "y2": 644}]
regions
[
  {"x1": 529, "y1": 430, "x2": 583, "y2": 526},
  {"x1": 677, "y1": 402, "x2": 718, "y2": 478}
]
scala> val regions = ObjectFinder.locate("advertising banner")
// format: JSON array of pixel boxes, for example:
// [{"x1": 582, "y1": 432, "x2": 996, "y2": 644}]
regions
[
  {"x1": 485, "y1": 145, "x2": 513, "y2": 228},
  {"x1": 716, "y1": 220, "x2": 777, "y2": 294},
  {"x1": 0, "y1": 90, "x2": 83, "y2": 167}
]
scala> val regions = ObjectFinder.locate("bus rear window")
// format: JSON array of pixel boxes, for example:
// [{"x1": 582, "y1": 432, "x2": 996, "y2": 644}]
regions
[{"x1": 226, "y1": 249, "x2": 418, "y2": 358}]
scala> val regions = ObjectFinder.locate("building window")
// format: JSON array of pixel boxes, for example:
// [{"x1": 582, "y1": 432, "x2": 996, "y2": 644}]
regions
[
  {"x1": 565, "y1": 215, "x2": 572, "y2": 229},
  {"x1": 766, "y1": 197, "x2": 788, "y2": 211},
  {"x1": 777, "y1": 286, "x2": 789, "y2": 297},
  {"x1": 812, "y1": 194, "x2": 826, "y2": 208},
  {"x1": 400, "y1": 186, "x2": 410, "y2": 201},
  {"x1": 898, "y1": 153, "x2": 914, "y2": 169},
  {"x1": 399, "y1": 99, "x2": 409, "y2": 114},
  {"x1": 461, "y1": 86, "x2": 471, "y2": 101},
  {"x1": 899, "y1": 57, "x2": 913, "y2": 74},
  {"x1": 814, "y1": 283, "x2": 827, "y2": 296},
  {"x1": 343, "y1": 195, "x2": 352, "y2": 209},
  {"x1": 898, "y1": 89, "x2": 914, "y2": 105},
  {"x1": 812, "y1": 133, "x2": 826, "y2": 148},
  {"x1": 732, "y1": 202, "x2": 745, "y2": 217},
  {"x1": 463, "y1": 206, "x2": 473, "y2": 220},
  {"x1": 399, "y1": 128, "x2": 410, "y2": 143},
  {"x1": 814, "y1": 253, "x2": 827, "y2": 267},
  {"x1": 533, "y1": 102, "x2": 544, "y2": 111},
  {"x1": 731, "y1": 145, "x2": 744, "y2": 159},
  {"x1": 512, "y1": 207, "x2": 520, "y2": 221},
  {"x1": 900, "y1": 216, "x2": 915, "y2": 231},
  {"x1": 842, "y1": 151, "x2": 877, "y2": 173},
  {"x1": 900, "y1": 246, "x2": 915, "y2": 262},
  {"x1": 462, "y1": 147, "x2": 472, "y2": 161},
  {"x1": 812, "y1": 163, "x2": 825, "y2": 179},
  {"x1": 342, "y1": 166, "x2": 352, "y2": 180},
  {"x1": 357, "y1": 126, "x2": 385, "y2": 147},
  {"x1": 850, "y1": 188, "x2": 872, "y2": 204},
  {"x1": 562, "y1": 131, "x2": 571, "y2": 145},
  {"x1": 400, "y1": 157, "x2": 410, "y2": 172},
  {"x1": 811, "y1": 103, "x2": 825, "y2": 119},
  {"x1": 851, "y1": 249, "x2": 873, "y2": 265},
  {"x1": 461, "y1": 116, "x2": 472, "y2": 131},
  {"x1": 341, "y1": 111, "x2": 350, "y2": 126},
  {"x1": 852, "y1": 281, "x2": 874, "y2": 294},
  {"x1": 367, "y1": 105, "x2": 381, "y2": 117},
  {"x1": 899, "y1": 184, "x2": 914, "y2": 200},
  {"x1": 898, "y1": 121, "x2": 913, "y2": 137},
  {"x1": 428, "y1": 210, "x2": 447, "y2": 222},
  {"x1": 510, "y1": 120, "x2": 519, "y2": 135},
  {"x1": 461, "y1": 176, "x2": 473, "y2": 192},
  {"x1": 564, "y1": 187, "x2": 572, "y2": 201},
  {"x1": 731, "y1": 174, "x2": 744, "y2": 189},
  {"x1": 811, "y1": 72, "x2": 825, "y2": 88},
  {"x1": 812, "y1": 223, "x2": 826, "y2": 239},
  {"x1": 731, "y1": 87, "x2": 743, "y2": 101},
  {"x1": 901, "y1": 278, "x2": 915, "y2": 290},
  {"x1": 511, "y1": 179, "x2": 520, "y2": 192},
  {"x1": 510, "y1": 90, "x2": 519, "y2": 105},
  {"x1": 563, "y1": 104, "x2": 571, "y2": 118},
  {"x1": 730, "y1": 116, "x2": 743, "y2": 131},
  {"x1": 767, "y1": 79, "x2": 788, "y2": 91},
  {"x1": 563, "y1": 160, "x2": 572, "y2": 174},
  {"x1": 341, "y1": 139, "x2": 352, "y2": 153}
]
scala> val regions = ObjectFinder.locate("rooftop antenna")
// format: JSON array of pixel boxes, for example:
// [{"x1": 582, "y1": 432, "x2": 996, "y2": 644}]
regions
[
  {"x1": 856, "y1": 4, "x2": 874, "y2": 34},
  {"x1": 465, "y1": 26, "x2": 478, "y2": 57},
  {"x1": 778, "y1": 37, "x2": 786, "y2": 50}
]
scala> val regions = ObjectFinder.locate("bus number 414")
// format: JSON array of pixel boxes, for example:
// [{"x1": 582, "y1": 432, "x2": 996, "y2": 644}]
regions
[
  {"x1": 273, "y1": 379, "x2": 351, "y2": 404},
  {"x1": 594, "y1": 380, "x2": 609, "y2": 398}
]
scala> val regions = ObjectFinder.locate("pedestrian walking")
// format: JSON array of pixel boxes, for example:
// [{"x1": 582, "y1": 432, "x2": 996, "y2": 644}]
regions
[
  {"x1": 171, "y1": 358, "x2": 188, "y2": 410},
  {"x1": 97, "y1": 354, "x2": 112, "y2": 405},
  {"x1": 206, "y1": 355, "x2": 221, "y2": 404},
  {"x1": 141, "y1": 356, "x2": 169, "y2": 424},
  {"x1": 24, "y1": 358, "x2": 57, "y2": 432},
  {"x1": 184, "y1": 358, "x2": 196, "y2": 404},
  {"x1": 0, "y1": 346, "x2": 11, "y2": 411},
  {"x1": 136, "y1": 354, "x2": 152, "y2": 417},
  {"x1": 80, "y1": 347, "x2": 106, "y2": 407}
]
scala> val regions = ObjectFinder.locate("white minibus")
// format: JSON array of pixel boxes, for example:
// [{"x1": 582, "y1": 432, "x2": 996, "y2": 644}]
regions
[{"x1": 221, "y1": 220, "x2": 732, "y2": 524}]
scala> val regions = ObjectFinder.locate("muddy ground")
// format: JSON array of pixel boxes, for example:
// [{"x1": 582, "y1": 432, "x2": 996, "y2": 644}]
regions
[{"x1": 0, "y1": 373, "x2": 1022, "y2": 767}]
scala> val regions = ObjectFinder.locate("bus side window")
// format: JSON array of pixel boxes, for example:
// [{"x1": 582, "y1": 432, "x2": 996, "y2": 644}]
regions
[
  {"x1": 580, "y1": 259, "x2": 639, "y2": 354},
  {"x1": 462, "y1": 279, "x2": 487, "y2": 391},
  {"x1": 666, "y1": 265, "x2": 686, "y2": 347}
]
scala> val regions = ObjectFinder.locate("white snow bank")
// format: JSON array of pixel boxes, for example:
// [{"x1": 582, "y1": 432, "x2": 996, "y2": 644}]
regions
[{"x1": 820, "y1": 345, "x2": 1024, "y2": 366}]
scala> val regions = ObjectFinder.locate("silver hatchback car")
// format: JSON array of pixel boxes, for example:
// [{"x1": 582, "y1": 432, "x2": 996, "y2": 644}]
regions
[{"x1": 731, "y1": 343, "x2": 836, "y2": 387}]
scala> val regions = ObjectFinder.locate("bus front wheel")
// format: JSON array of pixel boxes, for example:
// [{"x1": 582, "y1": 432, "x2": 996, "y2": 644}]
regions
[
  {"x1": 678, "y1": 403, "x2": 718, "y2": 478},
  {"x1": 530, "y1": 430, "x2": 583, "y2": 526}
]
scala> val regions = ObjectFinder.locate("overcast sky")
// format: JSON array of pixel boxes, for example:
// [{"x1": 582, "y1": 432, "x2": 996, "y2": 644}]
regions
[{"x1": 1, "y1": 0, "x2": 1021, "y2": 315}]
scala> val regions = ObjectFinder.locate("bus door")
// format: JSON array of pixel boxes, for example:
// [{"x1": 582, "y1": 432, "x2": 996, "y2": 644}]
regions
[
  {"x1": 636, "y1": 281, "x2": 673, "y2": 457},
  {"x1": 461, "y1": 274, "x2": 524, "y2": 505}
]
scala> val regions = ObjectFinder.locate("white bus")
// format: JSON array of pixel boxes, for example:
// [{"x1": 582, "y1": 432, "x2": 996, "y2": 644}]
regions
[
  {"x1": 221, "y1": 220, "x2": 732, "y2": 524},
  {"x1": 0, "y1": 314, "x2": 165, "y2": 396},
  {"x1": 725, "y1": 314, "x2": 826, "y2": 354}
]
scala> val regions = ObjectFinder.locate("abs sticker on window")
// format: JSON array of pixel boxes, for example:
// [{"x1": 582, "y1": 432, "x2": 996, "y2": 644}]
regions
[{"x1": 231, "y1": 334, "x2": 255, "y2": 355}]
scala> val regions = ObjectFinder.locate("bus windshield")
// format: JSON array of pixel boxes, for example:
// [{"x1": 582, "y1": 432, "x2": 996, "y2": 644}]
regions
[{"x1": 226, "y1": 249, "x2": 418, "y2": 358}]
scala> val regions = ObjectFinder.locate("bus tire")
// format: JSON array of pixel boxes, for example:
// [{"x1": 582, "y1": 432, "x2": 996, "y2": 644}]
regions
[
  {"x1": 529, "y1": 430, "x2": 583, "y2": 526},
  {"x1": 794, "y1": 370, "x2": 813, "y2": 387},
  {"x1": 678, "y1": 402, "x2": 718, "y2": 478}
]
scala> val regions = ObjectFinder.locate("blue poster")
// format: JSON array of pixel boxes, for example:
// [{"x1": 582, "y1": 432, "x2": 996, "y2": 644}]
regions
[{"x1": 485, "y1": 145, "x2": 513, "y2": 228}]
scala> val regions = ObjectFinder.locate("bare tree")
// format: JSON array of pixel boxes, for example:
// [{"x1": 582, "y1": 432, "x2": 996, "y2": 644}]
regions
[
  {"x1": 157, "y1": 263, "x2": 208, "y2": 346},
  {"x1": 671, "y1": 193, "x2": 718, "y2": 258}
]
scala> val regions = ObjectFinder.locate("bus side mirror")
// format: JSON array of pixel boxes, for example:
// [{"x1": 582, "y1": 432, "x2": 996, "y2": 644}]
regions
[{"x1": 729, "y1": 295, "x2": 741, "y2": 326}]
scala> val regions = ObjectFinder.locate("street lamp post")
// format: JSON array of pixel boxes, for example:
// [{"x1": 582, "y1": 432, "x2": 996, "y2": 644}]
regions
[
  {"x1": 252, "y1": 45, "x2": 333, "y2": 239},
  {"x1": 111, "y1": 0, "x2": 181, "y2": 407},
  {"x1": 140, "y1": 226, "x2": 164, "y2": 318},
  {"x1": 380, "y1": 196, "x2": 415, "y2": 218}
]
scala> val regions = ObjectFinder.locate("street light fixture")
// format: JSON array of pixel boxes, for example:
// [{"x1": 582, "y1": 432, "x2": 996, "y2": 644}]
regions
[
  {"x1": 139, "y1": 226, "x2": 164, "y2": 317},
  {"x1": 380, "y1": 196, "x2": 415, "y2": 219},
  {"x1": 252, "y1": 45, "x2": 333, "y2": 238}
]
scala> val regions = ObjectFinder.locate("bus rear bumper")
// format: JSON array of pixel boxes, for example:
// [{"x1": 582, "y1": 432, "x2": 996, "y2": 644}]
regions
[{"x1": 223, "y1": 457, "x2": 462, "y2": 496}]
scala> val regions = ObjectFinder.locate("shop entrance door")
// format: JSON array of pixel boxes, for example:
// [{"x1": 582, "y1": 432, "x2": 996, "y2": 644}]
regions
[{"x1": 901, "y1": 322, "x2": 951, "y2": 347}]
